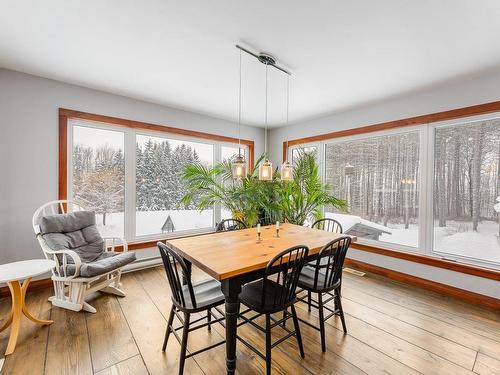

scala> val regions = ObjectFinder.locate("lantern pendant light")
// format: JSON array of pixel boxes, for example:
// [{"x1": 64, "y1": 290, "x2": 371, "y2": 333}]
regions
[
  {"x1": 231, "y1": 49, "x2": 247, "y2": 179},
  {"x1": 280, "y1": 75, "x2": 293, "y2": 181},
  {"x1": 259, "y1": 63, "x2": 273, "y2": 181}
]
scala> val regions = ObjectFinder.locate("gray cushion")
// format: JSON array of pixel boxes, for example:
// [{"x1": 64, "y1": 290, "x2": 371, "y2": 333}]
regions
[
  {"x1": 60, "y1": 251, "x2": 136, "y2": 277},
  {"x1": 39, "y1": 211, "x2": 104, "y2": 263}
]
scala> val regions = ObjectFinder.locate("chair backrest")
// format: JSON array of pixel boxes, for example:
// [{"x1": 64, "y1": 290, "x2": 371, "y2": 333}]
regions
[
  {"x1": 311, "y1": 236, "x2": 351, "y2": 290},
  {"x1": 312, "y1": 218, "x2": 343, "y2": 234},
  {"x1": 157, "y1": 242, "x2": 197, "y2": 309},
  {"x1": 216, "y1": 218, "x2": 247, "y2": 232},
  {"x1": 260, "y1": 245, "x2": 309, "y2": 310},
  {"x1": 33, "y1": 200, "x2": 84, "y2": 235}
]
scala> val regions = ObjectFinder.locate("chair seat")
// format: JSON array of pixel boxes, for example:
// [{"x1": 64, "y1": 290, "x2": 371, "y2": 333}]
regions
[
  {"x1": 239, "y1": 279, "x2": 295, "y2": 314},
  {"x1": 297, "y1": 266, "x2": 340, "y2": 292},
  {"x1": 307, "y1": 257, "x2": 334, "y2": 269},
  {"x1": 180, "y1": 278, "x2": 225, "y2": 311},
  {"x1": 61, "y1": 251, "x2": 136, "y2": 277}
]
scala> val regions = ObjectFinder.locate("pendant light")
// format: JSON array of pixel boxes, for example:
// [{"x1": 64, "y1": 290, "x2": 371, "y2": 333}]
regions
[
  {"x1": 280, "y1": 74, "x2": 293, "y2": 181},
  {"x1": 259, "y1": 63, "x2": 273, "y2": 181},
  {"x1": 231, "y1": 49, "x2": 247, "y2": 179}
]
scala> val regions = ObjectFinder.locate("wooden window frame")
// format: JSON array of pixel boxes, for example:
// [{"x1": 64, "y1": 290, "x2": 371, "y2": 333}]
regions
[
  {"x1": 59, "y1": 108, "x2": 255, "y2": 250},
  {"x1": 283, "y1": 100, "x2": 500, "y2": 281}
]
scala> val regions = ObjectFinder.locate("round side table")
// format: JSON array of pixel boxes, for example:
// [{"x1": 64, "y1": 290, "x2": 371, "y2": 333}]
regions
[{"x1": 0, "y1": 259, "x2": 55, "y2": 355}]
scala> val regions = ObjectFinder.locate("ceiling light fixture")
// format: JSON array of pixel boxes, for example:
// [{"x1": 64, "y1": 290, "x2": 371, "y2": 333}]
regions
[{"x1": 235, "y1": 45, "x2": 292, "y2": 182}]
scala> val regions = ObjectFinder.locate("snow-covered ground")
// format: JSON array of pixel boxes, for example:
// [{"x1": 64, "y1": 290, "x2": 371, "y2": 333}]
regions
[
  {"x1": 326, "y1": 212, "x2": 500, "y2": 264},
  {"x1": 95, "y1": 209, "x2": 213, "y2": 237}
]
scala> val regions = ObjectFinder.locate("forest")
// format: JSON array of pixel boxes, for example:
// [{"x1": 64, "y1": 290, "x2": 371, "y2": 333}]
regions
[
  {"x1": 72, "y1": 138, "x2": 202, "y2": 224},
  {"x1": 325, "y1": 119, "x2": 500, "y2": 233}
]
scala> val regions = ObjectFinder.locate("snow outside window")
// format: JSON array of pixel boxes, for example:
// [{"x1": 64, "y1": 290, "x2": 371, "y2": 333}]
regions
[
  {"x1": 135, "y1": 134, "x2": 214, "y2": 237},
  {"x1": 72, "y1": 125, "x2": 125, "y2": 238},
  {"x1": 433, "y1": 118, "x2": 500, "y2": 265},
  {"x1": 324, "y1": 131, "x2": 420, "y2": 249}
]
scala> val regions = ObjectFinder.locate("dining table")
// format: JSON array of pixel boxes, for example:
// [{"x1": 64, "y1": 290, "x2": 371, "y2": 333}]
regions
[{"x1": 167, "y1": 223, "x2": 357, "y2": 374}]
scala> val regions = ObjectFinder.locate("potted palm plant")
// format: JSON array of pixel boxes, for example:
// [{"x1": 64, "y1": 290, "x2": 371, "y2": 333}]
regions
[{"x1": 181, "y1": 152, "x2": 346, "y2": 227}]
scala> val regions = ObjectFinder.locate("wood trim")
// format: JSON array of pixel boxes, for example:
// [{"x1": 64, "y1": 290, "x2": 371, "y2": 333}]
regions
[
  {"x1": 59, "y1": 108, "x2": 255, "y2": 149},
  {"x1": 351, "y1": 243, "x2": 500, "y2": 281},
  {"x1": 58, "y1": 113, "x2": 68, "y2": 200},
  {"x1": 59, "y1": 108, "x2": 255, "y2": 195},
  {"x1": 344, "y1": 259, "x2": 500, "y2": 310},
  {"x1": 0, "y1": 278, "x2": 53, "y2": 299},
  {"x1": 283, "y1": 100, "x2": 500, "y2": 158}
]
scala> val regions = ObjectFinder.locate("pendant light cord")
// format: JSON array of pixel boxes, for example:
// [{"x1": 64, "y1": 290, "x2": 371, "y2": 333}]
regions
[
  {"x1": 265, "y1": 63, "x2": 268, "y2": 156},
  {"x1": 238, "y1": 48, "x2": 242, "y2": 156},
  {"x1": 285, "y1": 74, "x2": 290, "y2": 162}
]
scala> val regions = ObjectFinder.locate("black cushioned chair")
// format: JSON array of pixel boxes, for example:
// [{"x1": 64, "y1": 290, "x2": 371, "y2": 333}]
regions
[
  {"x1": 216, "y1": 218, "x2": 247, "y2": 232},
  {"x1": 305, "y1": 217, "x2": 344, "y2": 310},
  {"x1": 296, "y1": 236, "x2": 351, "y2": 352},
  {"x1": 238, "y1": 245, "x2": 309, "y2": 375},
  {"x1": 158, "y1": 242, "x2": 226, "y2": 375}
]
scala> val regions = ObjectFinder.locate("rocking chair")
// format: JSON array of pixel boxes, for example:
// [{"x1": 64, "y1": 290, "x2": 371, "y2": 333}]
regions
[{"x1": 32, "y1": 200, "x2": 136, "y2": 313}]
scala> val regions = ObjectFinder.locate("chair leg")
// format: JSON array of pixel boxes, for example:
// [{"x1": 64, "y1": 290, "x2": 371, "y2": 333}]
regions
[
  {"x1": 307, "y1": 291, "x2": 312, "y2": 312},
  {"x1": 207, "y1": 308, "x2": 212, "y2": 332},
  {"x1": 336, "y1": 290, "x2": 347, "y2": 334},
  {"x1": 265, "y1": 314, "x2": 272, "y2": 375},
  {"x1": 282, "y1": 307, "x2": 287, "y2": 328},
  {"x1": 318, "y1": 292, "x2": 326, "y2": 352},
  {"x1": 163, "y1": 305, "x2": 175, "y2": 351},
  {"x1": 178, "y1": 312, "x2": 190, "y2": 375},
  {"x1": 291, "y1": 305, "x2": 305, "y2": 358}
]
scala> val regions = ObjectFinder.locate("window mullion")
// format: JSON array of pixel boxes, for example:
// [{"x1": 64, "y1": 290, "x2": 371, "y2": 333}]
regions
[{"x1": 124, "y1": 129, "x2": 136, "y2": 242}]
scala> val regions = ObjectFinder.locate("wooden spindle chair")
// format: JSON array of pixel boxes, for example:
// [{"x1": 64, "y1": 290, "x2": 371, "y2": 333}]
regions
[
  {"x1": 237, "y1": 245, "x2": 309, "y2": 375},
  {"x1": 158, "y1": 242, "x2": 226, "y2": 375}
]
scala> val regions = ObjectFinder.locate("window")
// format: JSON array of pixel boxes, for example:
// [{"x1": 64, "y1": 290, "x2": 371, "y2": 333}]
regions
[
  {"x1": 64, "y1": 110, "x2": 253, "y2": 245},
  {"x1": 71, "y1": 124, "x2": 125, "y2": 238},
  {"x1": 433, "y1": 118, "x2": 500, "y2": 265},
  {"x1": 324, "y1": 131, "x2": 420, "y2": 249},
  {"x1": 135, "y1": 134, "x2": 214, "y2": 237},
  {"x1": 288, "y1": 112, "x2": 500, "y2": 269}
]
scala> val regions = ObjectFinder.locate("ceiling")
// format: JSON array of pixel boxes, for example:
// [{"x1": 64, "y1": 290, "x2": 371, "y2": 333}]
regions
[{"x1": 1, "y1": 1, "x2": 500, "y2": 127}]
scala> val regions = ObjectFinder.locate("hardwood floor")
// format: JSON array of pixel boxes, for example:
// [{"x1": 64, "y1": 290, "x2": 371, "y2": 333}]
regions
[{"x1": 0, "y1": 266, "x2": 499, "y2": 375}]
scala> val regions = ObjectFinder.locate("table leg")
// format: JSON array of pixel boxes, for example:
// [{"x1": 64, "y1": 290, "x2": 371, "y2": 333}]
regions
[
  {"x1": 3, "y1": 278, "x2": 54, "y2": 356},
  {"x1": 5, "y1": 281, "x2": 23, "y2": 356},
  {"x1": 221, "y1": 279, "x2": 242, "y2": 375}
]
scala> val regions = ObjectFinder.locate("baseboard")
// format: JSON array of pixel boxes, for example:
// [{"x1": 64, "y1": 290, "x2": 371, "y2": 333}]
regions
[
  {"x1": 0, "y1": 278, "x2": 53, "y2": 299},
  {"x1": 344, "y1": 258, "x2": 500, "y2": 310}
]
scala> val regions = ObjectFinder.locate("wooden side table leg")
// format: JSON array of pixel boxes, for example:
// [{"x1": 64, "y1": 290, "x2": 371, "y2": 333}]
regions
[
  {"x1": 5, "y1": 281, "x2": 23, "y2": 356},
  {"x1": 21, "y1": 278, "x2": 53, "y2": 325}
]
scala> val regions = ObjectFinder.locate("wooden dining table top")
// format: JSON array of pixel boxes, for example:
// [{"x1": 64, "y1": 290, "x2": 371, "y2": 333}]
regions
[{"x1": 167, "y1": 223, "x2": 357, "y2": 281}]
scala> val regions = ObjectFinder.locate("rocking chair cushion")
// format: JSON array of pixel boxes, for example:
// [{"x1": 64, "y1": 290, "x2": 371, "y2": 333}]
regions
[
  {"x1": 60, "y1": 251, "x2": 136, "y2": 277},
  {"x1": 39, "y1": 211, "x2": 104, "y2": 263}
]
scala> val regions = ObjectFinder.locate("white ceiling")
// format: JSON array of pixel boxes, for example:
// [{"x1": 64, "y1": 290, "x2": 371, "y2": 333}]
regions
[{"x1": 1, "y1": 1, "x2": 500, "y2": 127}]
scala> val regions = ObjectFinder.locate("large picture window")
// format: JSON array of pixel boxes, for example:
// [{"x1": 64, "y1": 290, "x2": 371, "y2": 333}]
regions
[
  {"x1": 290, "y1": 112, "x2": 500, "y2": 269},
  {"x1": 324, "y1": 131, "x2": 420, "y2": 248},
  {"x1": 135, "y1": 134, "x2": 214, "y2": 237},
  {"x1": 64, "y1": 110, "x2": 253, "y2": 245},
  {"x1": 72, "y1": 125, "x2": 125, "y2": 238},
  {"x1": 433, "y1": 118, "x2": 500, "y2": 264}
]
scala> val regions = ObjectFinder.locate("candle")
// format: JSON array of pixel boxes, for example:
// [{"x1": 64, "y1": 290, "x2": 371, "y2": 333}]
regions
[
  {"x1": 276, "y1": 221, "x2": 280, "y2": 230},
  {"x1": 257, "y1": 223, "x2": 261, "y2": 233}
]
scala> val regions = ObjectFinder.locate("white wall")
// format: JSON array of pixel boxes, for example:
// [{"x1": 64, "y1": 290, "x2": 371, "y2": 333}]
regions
[
  {"x1": 269, "y1": 68, "x2": 500, "y2": 299},
  {"x1": 0, "y1": 69, "x2": 265, "y2": 264}
]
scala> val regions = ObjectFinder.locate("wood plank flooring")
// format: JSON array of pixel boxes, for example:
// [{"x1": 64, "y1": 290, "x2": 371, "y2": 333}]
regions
[{"x1": 0, "y1": 266, "x2": 499, "y2": 375}]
